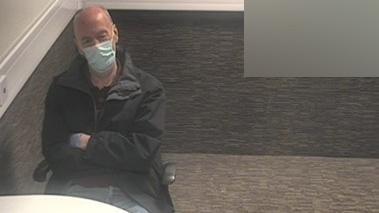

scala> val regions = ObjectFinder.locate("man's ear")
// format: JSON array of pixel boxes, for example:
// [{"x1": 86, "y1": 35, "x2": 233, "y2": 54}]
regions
[{"x1": 113, "y1": 24, "x2": 119, "y2": 43}]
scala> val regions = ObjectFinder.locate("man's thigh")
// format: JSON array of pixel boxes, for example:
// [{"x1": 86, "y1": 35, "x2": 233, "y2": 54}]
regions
[
  {"x1": 65, "y1": 185, "x2": 149, "y2": 213},
  {"x1": 65, "y1": 184, "x2": 110, "y2": 202},
  {"x1": 109, "y1": 187, "x2": 149, "y2": 213}
]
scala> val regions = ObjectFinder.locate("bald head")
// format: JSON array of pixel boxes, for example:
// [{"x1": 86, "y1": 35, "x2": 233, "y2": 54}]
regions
[
  {"x1": 73, "y1": 6, "x2": 113, "y2": 37},
  {"x1": 73, "y1": 5, "x2": 119, "y2": 51}
]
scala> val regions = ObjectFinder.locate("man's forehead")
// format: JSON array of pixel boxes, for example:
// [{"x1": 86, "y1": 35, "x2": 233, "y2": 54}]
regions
[{"x1": 73, "y1": 6, "x2": 113, "y2": 37}]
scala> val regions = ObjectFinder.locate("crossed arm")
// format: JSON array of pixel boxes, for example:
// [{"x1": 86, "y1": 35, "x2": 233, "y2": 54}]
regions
[{"x1": 42, "y1": 81, "x2": 166, "y2": 173}]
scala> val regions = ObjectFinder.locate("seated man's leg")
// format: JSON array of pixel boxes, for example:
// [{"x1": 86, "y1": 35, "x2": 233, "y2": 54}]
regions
[
  {"x1": 108, "y1": 186, "x2": 149, "y2": 213},
  {"x1": 64, "y1": 184, "x2": 149, "y2": 213},
  {"x1": 65, "y1": 184, "x2": 110, "y2": 203}
]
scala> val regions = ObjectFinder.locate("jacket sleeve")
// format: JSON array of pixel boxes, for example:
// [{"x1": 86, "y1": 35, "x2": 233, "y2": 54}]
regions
[
  {"x1": 42, "y1": 80, "x2": 94, "y2": 172},
  {"x1": 83, "y1": 85, "x2": 166, "y2": 173}
]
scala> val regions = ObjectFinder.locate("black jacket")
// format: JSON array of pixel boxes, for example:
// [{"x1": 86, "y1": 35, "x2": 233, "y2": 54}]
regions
[{"x1": 41, "y1": 47, "x2": 174, "y2": 212}]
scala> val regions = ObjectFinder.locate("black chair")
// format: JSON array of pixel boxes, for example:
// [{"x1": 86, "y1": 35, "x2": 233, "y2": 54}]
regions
[{"x1": 33, "y1": 159, "x2": 176, "y2": 185}]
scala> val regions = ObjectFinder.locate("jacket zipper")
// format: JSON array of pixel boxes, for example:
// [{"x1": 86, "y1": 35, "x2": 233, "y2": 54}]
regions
[
  {"x1": 91, "y1": 93, "x2": 108, "y2": 133},
  {"x1": 90, "y1": 95, "x2": 98, "y2": 133}
]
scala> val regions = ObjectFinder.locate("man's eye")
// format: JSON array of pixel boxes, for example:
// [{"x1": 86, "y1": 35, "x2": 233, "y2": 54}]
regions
[
  {"x1": 82, "y1": 40, "x2": 94, "y2": 47},
  {"x1": 99, "y1": 35, "x2": 109, "y2": 42}
]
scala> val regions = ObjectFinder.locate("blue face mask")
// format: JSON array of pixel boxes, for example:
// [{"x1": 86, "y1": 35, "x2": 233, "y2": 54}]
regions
[{"x1": 82, "y1": 40, "x2": 116, "y2": 74}]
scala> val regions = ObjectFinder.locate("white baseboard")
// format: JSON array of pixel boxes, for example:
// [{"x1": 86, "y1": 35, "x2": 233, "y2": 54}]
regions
[
  {"x1": 83, "y1": 0, "x2": 244, "y2": 11},
  {"x1": 0, "y1": 0, "x2": 79, "y2": 118}
]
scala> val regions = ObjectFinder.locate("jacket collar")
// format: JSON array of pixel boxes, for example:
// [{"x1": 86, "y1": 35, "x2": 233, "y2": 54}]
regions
[{"x1": 56, "y1": 46, "x2": 142, "y2": 100}]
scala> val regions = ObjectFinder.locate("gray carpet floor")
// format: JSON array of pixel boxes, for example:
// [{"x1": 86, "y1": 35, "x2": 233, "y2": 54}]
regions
[
  {"x1": 164, "y1": 153, "x2": 379, "y2": 213},
  {"x1": 0, "y1": 10, "x2": 378, "y2": 213}
]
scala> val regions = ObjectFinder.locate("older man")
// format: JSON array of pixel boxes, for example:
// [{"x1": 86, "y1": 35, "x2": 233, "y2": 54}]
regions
[{"x1": 41, "y1": 6, "x2": 174, "y2": 213}]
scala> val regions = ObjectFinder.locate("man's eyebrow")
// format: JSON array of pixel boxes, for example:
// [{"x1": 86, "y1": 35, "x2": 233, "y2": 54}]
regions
[{"x1": 96, "y1": 30, "x2": 109, "y2": 36}]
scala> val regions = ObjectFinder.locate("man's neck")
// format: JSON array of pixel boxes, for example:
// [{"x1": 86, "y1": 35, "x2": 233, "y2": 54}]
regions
[{"x1": 89, "y1": 63, "x2": 118, "y2": 90}]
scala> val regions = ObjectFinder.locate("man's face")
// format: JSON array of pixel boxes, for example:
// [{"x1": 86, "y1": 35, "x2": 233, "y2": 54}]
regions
[{"x1": 74, "y1": 11, "x2": 118, "y2": 54}]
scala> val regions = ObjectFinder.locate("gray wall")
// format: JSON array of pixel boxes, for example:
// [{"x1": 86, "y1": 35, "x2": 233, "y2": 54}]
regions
[{"x1": 245, "y1": 0, "x2": 379, "y2": 77}]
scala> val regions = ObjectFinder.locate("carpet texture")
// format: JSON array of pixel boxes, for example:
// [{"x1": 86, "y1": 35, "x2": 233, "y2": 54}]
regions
[{"x1": 163, "y1": 153, "x2": 379, "y2": 213}]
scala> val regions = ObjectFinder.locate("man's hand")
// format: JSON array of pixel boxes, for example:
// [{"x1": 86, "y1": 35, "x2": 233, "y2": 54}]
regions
[{"x1": 69, "y1": 133, "x2": 91, "y2": 150}]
